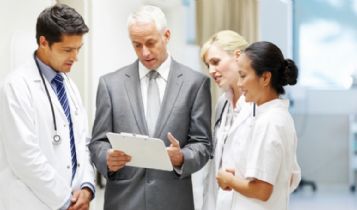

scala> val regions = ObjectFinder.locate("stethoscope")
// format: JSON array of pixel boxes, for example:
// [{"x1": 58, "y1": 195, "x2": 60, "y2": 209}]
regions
[
  {"x1": 214, "y1": 99, "x2": 256, "y2": 128},
  {"x1": 34, "y1": 52, "x2": 79, "y2": 145}
]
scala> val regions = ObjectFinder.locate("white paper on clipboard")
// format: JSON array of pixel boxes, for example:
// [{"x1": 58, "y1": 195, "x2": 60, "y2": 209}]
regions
[{"x1": 106, "y1": 132, "x2": 173, "y2": 171}]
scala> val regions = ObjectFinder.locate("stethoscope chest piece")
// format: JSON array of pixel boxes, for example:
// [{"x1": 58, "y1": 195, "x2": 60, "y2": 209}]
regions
[{"x1": 53, "y1": 134, "x2": 61, "y2": 145}]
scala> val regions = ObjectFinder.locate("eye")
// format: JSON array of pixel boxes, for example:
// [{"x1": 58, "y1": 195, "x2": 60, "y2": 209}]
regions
[
  {"x1": 209, "y1": 58, "x2": 220, "y2": 66},
  {"x1": 239, "y1": 72, "x2": 246, "y2": 79},
  {"x1": 146, "y1": 40, "x2": 156, "y2": 48},
  {"x1": 133, "y1": 42, "x2": 142, "y2": 48}
]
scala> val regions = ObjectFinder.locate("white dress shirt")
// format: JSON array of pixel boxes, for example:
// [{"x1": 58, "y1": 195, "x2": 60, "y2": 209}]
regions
[{"x1": 139, "y1": 56, "x2": 171, "y2": 118}]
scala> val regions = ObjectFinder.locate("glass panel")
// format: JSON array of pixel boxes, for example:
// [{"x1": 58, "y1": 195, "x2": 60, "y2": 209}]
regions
[{"x1": 293, "y1": 0, "x2": 357, "y2": 89}]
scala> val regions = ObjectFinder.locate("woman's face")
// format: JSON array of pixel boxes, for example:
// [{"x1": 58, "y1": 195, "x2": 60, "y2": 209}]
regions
[
  {"x1": 204, "y1": 44, "x2": 239, "y2": 90},
  {"x1": 237, "y1": 53, "x2": 266, "y2": 104}
]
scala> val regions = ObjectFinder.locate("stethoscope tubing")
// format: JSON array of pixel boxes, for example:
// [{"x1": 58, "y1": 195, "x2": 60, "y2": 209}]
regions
[{"x1": 34, "y1": 52, "x2": 58, "y2": 133}]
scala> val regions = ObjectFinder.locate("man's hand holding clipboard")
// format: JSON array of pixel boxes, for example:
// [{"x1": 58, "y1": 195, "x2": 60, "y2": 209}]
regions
[{"x1": 106, "y1": 132, "x2": 181, "y2": 172}]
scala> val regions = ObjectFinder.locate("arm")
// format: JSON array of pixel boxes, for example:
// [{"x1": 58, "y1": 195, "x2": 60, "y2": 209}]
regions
[
  {"x1": 180, "y1": 77, "x2": 212, "y2": 177},
  {"x1": 89, "y1": 77, "x2": 113, "y2": 178},
  {"x1": 216, "y1": 169, "x2": 273, "y2": 201},
  {"x1": 73, "y1": 82, "x2": 96, "y2": 198},
  {"x1": 0, "y1": 79, "x2": 71, "y2": 209}
]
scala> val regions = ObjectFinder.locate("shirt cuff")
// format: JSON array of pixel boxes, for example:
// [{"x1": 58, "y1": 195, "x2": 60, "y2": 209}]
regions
[
  {"x1": 174, "y1": 166, "x2": 183, "y2": 175},
  {"x1": 81, "y1": 182, "x2": 96, "y2": 200}
]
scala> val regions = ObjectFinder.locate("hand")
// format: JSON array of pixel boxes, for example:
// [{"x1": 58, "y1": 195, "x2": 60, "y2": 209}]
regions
[
  {"x1": 216, "y1": 168, "x2": 235, "y2": 191},
  {"x1": 106, "y1": 149, "x2": 131, "y2": 172},
  {"x1": 166, "y1": 132, "x2": 184, "y2": 167},
  {"x1": 68, "y1": 188, "x2": 92, "y2": 210}
]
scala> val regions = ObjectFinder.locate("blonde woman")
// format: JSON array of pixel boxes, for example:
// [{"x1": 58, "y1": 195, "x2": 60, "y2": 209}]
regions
[{"x1": 200, "y1": 30, "x2": 253, "y2": 210}]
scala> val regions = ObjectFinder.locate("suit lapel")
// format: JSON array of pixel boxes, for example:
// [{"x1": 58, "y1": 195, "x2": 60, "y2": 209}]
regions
[
  {"x1": 155, "y1": 60, "x2": 183, "y2": 137},
  {"x1": 124, "y1": 61, "x2": 148, "y2": 134}
]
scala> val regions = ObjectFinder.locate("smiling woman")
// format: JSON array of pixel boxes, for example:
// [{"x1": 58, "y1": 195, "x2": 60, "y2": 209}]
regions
[{"x1": 215, "y1": 41, "x2": 301, "y2": 210}]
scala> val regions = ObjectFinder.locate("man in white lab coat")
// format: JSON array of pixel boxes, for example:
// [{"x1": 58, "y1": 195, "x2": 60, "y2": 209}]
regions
[{"x1": 0, "y1": 4, "x2": 95, "y2": 210}]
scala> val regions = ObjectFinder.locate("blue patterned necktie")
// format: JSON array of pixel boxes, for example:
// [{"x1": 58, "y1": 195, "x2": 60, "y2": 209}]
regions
[{"x1": 52, "y1": 74, "x2": 77, "y2": 182}]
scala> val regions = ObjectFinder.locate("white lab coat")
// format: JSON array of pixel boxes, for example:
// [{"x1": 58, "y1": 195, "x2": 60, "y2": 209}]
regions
[
  {"x1": 231, "y1": 99, "x2": 301, "y2": 210},
  {"x1": 202, "y1": 93, "x2": 253, "y2": 210},
  {"x1": 0, "y1": 58, "x2": 95, "y2": 210}
]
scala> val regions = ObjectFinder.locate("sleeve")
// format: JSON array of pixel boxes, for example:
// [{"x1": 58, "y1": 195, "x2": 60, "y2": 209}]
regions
[
  {"x1": 245, "y1": 120, "x2": 283, "y2": 185},
  {"x1": 70, "y1": 79, "x2": 96, "y2": 197},
  {"x1": 0, "y1": 80, "x2": 71, "y2": 209},
  {"x1": 289, "y1": 151, "x2": 301, "y2": 193},
  {"x1": 180, "y1": 76, "x2": 212, "y2": 177},
  {"x1": 89, "y1": 76, "x2": 112, "y2": 179}
]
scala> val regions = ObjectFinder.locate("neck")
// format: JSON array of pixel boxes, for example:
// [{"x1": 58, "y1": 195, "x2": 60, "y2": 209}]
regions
[
  {"x1": 230, "y1": 85, "x2": 241, "y2": 108},
  {"x1": 256, "y1": 89, "x2": 279, "y2": 106},
  {"x1": 35, "y1": 48, "x2": 50, "y2": 66}
]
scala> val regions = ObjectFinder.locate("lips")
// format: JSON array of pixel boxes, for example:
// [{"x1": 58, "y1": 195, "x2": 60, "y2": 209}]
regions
[{"x1": 214, "y1": 75, "x2": 222, "y2": 83}]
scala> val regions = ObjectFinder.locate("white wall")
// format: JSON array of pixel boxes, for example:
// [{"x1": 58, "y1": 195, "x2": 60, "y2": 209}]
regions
[
  {"x1": 0, "y1": 0, "x2": 54, "y2": 86},
  {"x1": 258, "y1": 0, "x2": 292, "y2": 58}
]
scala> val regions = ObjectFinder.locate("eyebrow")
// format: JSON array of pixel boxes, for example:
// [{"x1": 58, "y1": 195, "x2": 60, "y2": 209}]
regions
[{"x1": 62, "y1": 43, "x2": 84, "y2": 49}]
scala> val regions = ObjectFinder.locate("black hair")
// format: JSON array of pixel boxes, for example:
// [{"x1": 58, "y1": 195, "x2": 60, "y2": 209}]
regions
[
  {"x1": 36, "y1": 4, "x2": 89, "y2": 46},
  {"x1": 244, "y1": 41, "x2": 298, "y2": 95}
]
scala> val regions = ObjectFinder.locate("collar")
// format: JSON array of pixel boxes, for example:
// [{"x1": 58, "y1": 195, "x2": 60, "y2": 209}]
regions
[
  {"x1": 35, "y1": 56, "x2": 58, "y2": 83},
  {"x1": 223, "y1": 90, "x2": 243, "y2": 113},
  {"x1": 139, "y1": 55, "x2": 171, "y2": 81},
  {"x1": 255, "y1": 98, "x2": 289, "y2": 117}
]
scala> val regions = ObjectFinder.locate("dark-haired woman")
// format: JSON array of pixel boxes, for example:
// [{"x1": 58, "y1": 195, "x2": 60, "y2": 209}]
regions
[{"x1": 216, "y1": 41, "x2": 301, "y2": 210}]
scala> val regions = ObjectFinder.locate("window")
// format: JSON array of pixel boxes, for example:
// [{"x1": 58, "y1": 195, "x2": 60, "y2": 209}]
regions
[{"x1": 293, "y1": 0, "x2": 357, "y2": 89}]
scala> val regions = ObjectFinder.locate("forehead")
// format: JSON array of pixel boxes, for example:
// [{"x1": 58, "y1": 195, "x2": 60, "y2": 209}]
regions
[
  {"x1": 205, "y1": 44, "x2": 230, "y2": 60},
  {"x1": 129, "y1": 22, "x2": 160, "y2": 42},
  {"x1": 50, "y1": 35, "x2": 83, "y2": 49},
  {"x1": 238, "y1": 53, "x2": 252, "y2": 69}
]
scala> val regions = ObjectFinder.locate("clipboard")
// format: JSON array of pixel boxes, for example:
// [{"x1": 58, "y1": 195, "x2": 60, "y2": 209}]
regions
[{"x1": 106, "y1": 132, "x2": 173, "y2": 171}]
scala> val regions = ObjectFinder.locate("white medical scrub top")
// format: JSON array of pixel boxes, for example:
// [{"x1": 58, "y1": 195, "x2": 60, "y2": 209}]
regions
[{"x1": 231, "y1": 98, "x2": 301, "y2": 210}]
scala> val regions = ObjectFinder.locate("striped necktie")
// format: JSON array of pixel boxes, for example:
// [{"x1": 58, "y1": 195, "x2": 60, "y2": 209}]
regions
[{"x1": 52, "y1": 73, "x2": 77, "y2": 182}]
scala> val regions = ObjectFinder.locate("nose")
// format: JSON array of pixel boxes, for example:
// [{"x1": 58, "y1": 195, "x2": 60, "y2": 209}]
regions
[
  {"x1": 70, "y1": 49, "x2": 79, "y2": 62},
  {"x1": 142, "y1": 46, "x2": 151, "y2": 57},
  {"x1": 208, "y1": 65, "x2": 217, "y2": 75},
  {"x1": 237, "y1": 76, "x2": 243, "y2": 87}
]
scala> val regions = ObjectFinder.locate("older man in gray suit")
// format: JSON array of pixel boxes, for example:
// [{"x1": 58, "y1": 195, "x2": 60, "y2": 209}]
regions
[{"x1": 89, "y1": 5, "x2": 212, "y2": 210}]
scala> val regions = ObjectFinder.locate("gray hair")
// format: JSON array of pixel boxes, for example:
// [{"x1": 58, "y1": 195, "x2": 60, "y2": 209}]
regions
[{"x1": 127, "y1": 5, "x2": 167, "y2": 32}]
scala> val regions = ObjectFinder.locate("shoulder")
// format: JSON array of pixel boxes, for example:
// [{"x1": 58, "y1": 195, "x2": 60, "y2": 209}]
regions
[
  {"x1": 172, "y1": 59, "x2": 209, "y2": 82},
  {"x1": 254, "y1": 100, "x2": 294, "y2": 139},
  {"x1": 99, "y1": 61, "x2": 138, "y2": 83},
  {"x1": 1, "y1": 60, "x2": 36, "y2": 93}
]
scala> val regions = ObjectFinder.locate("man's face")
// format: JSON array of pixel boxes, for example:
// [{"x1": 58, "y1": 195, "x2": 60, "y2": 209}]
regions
[
  {"x1": 129, "y1": 22, "x2": 170, "y2": 70},
  {"x1": 40, "y1": 34, "x2": 83, "y2": 73}
]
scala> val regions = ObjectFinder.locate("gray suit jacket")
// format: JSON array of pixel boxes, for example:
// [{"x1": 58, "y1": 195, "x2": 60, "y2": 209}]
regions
[{"x1": 89, "y1": 59, "x2": 212, "y2": 210}]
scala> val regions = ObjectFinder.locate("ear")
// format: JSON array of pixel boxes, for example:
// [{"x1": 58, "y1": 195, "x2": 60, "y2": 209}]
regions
[
  {"x1": 233, "y1": 49, "x2": 241, "y2": 59},
  {"x1": 163, "y1": 29, "x2": 171, "y2": 42},
  {"x1": 261, "y1": 71, "x2": 272, "y2": 87},
  {"x1": 39, "y1": 36, "x2": 49, "y2": 48}
]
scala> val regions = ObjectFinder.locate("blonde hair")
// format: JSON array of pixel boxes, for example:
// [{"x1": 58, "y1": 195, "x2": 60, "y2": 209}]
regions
[{"x1": 200, "y1": 30, "x2": 248, "y2": 65}]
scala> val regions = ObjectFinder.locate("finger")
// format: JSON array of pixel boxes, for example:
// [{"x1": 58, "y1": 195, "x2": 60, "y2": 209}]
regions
[
  {"x1": 225, "y1": 168, "x2": 235, "y2": 175},
  {"x1": 71, "y1": 190, "x2": 80, "y2": 203},
  {"x1": 167, "y1": 132, "x2": 179, "y2": 147}
]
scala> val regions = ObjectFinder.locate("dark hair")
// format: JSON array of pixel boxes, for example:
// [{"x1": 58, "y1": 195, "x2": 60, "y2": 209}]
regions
[
  {"x1": 36, "y1": 4, "x2": 89, "y2": 46},
  {"x1": 244, "y1": 41, "x2": 298, "y2": 95}
]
